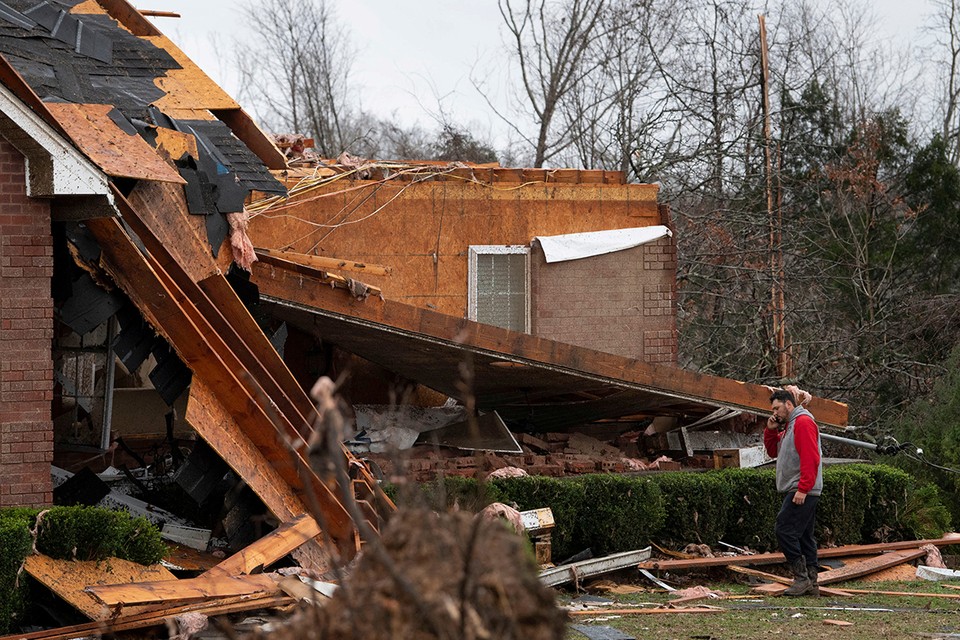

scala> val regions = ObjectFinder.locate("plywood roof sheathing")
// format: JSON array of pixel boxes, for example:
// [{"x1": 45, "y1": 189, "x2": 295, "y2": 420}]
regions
[{"x1": 45, "y1": 103, "x2": 185, "y2": 183}]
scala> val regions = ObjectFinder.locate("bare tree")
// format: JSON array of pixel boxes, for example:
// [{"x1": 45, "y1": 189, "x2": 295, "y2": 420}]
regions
[
  {"x1": 928, "y1": 0, "x2": 960, "y2": 163},
  {"x1": 493, "y1": 0, "x2": 608, "y2": 167},
  {"x1": 236, "y1": 0, "x2": 362, "y2": 157}
]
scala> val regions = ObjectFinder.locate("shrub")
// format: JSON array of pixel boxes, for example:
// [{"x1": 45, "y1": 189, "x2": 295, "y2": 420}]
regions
[
  {"x1": 649, "y1": 471, "x2": 734, "y2": 547},
  {"x1": 817, "y1": 466, "x2": 874, "y2": 546},
  {"x1": 118, "y1": 515, "x2": 168, "y2": 565},
  {"x1": 575, "y1": 474, "x2": 665, "y2": 555},
  {"x1": 716, "y1": 467, "x2": 780, "y2": 551},
  {"x1": 901, "y1": 483, "x2": 953, "y2": 540},
  {"x1": 0, "y1": 514, "x2": 31, "y2": 634},
  {"x1": 490, "y1": 476, "x2": 587, "y2": 560}
]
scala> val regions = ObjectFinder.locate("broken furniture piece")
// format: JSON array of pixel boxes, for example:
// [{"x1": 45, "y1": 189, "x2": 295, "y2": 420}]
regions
[{"x1": 521, "y1": 507, "x2": 556, "y2": 565}]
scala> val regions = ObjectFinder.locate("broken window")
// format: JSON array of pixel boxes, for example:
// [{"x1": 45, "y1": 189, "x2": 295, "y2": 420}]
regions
[
  {"x1": 467, "y1": 245, "x2": 530, "y2": 332},
  {"x1": 53, "y1": 316, "x2": 116, "y2": 449}
]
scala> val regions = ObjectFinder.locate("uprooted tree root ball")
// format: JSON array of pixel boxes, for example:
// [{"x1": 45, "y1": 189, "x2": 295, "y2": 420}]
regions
[{"x1": 247, "y1": 507, "x2": 567, "y2": 640}]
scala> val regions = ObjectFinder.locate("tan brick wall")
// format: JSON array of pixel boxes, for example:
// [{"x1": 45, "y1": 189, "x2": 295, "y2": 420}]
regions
[
  {"x1": 0, "y1": 137, "x2": 54, "y2": 507},
  {"x1": 530, "y1": 236, "x2": 677, "y2": 363}
]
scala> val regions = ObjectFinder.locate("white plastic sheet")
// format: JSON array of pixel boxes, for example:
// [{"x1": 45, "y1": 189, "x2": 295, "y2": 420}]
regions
[{"x1": 535, "y1": 225, "x2": 672, "y2": 263}]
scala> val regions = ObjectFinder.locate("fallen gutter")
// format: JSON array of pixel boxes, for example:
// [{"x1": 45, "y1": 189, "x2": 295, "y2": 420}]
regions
[{"x1": 540, "y1": 547, "x2": 652, "y2": 588}]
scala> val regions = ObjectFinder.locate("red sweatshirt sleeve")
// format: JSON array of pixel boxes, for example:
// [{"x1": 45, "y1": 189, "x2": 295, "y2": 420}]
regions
[
  {"x1": 763, "y1": 427, "x2": 782, "y2": 458},
  {"x1": 793, "y1": 414, "x2": 821, "y2": 493}
]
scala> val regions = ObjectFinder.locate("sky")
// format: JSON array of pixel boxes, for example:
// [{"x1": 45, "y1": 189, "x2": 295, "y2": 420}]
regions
[{"x1": 137, "y1": 0, "x2": 935, "y2": 149}]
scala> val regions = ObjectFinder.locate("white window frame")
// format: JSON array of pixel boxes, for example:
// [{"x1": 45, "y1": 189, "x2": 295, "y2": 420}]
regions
[{"x1": 467, "y1": 245, "x2": 531, "y2": 333}]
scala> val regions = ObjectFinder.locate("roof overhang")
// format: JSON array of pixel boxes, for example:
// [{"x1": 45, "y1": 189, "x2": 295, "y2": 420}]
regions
[
  {"x1": 251, "y1": 262, "x2": 849, "y2": 430},
  {"x1": 0, "y1": 78, "x2": 111, "y2": 202}
]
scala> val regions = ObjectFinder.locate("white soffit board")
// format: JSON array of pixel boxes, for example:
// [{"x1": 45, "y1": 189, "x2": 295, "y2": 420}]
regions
[
  {"x1": 0, "y1": 81, "x2": 110, "y2": 198},
  {"x1": 536, "y1": 225, "x2": 672, "y2": 263}
]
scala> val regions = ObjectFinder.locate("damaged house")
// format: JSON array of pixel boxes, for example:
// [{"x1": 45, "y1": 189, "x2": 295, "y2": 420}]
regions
[
  {"x1": 0, "y1": 0, "x2": 390, "y2": 570},
  {"x1": 0, "y1": 0, "x2": 848, "y2": 570},
  {"x1": 243, "y1": 159, "x2": 848, "y2": 476}
]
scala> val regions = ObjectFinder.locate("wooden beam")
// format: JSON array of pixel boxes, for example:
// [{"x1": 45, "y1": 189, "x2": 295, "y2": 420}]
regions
[
  {"x1": 93, "y1": 0, "x2": 163, "y2": 35},
  {"x1": 211, "y1": 108, "x2": 288, "y2": 170},
  {"x1": 87, "y1": 573, "x2": 280, "y2": 607},
  {"x1": 813, "y1": 549, "x2": 927, "y2": 585},
  {"x1": 184, "y1": 375, "x2": 330, "y2": 573},
  {"x1": 206, "y1": 514, "x2": 321, "y2": 577},
  {"x1": 831, "y1": 588, "x2": 960, "y2": 600},
  {"x1": 639, "y1": 537, "x2": 960, "y2": 571},
  {"x1": 250, "y1": 262, "x2": 849, "y2": 427},
  {"x1": 254, "y1": 251, "x2": 382, "y2": 297},
  {"x1": 139, "y1": 9, "x2": 180, "y2": 17},
  {"x1": 83, "y1": 216, "x2": 354, "y2": 563},
  {"x1": 255, "y1": 247, "x2": 393, "y2": 277},
  {"x1": 114, "y1": 184, "x2": 392, "y2": 535}
]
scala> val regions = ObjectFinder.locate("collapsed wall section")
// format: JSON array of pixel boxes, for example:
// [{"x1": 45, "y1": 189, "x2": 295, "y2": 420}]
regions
[{"x1": 0, "y1": 137, "x2": 53, "y2": 506}]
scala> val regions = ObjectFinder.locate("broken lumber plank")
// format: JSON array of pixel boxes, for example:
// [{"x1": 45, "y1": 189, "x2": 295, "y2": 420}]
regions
[
  {"x1": 814, "y1": 549, "x2": 927, "y2": 585},
  {"x1": 540, "y1": 548, "x2": 651, "y2": 588},
  {"x1": 255, "y1": 247, "x2": 393, "y2": 276},
  {"x1": 206, "y1": 514, "x2": 321, "y2": 577},
  {"x1": 24, "y1": 555, "x2": 177, "y2": 620},
  {"x1": 729, "y1": 566, "x2": 853, "y2": 597},
  {"x1": 87, "y1": 573, "x2": 280, "y2": 607},
  {"x1": 254, "y1": 250, "x2": 382, "y2": 296},
  {"x1": 0, "y1": 594, "x2": 292, "y2": 640},
  {"x1": 638, "y1": 536, "x2": 960, "y2": 571}
]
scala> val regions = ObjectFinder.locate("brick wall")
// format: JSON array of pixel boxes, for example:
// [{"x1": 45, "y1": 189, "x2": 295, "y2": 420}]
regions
[
  {"x1": 0, "y1": 137, "x2": 54, "y2": 507},
  {"x1": 530, "y1": 236, "x2": 677, "y2": 363}
]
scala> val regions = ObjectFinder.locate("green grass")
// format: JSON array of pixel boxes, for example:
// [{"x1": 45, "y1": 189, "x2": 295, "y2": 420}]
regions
[{"x1": 562, "y1": 580, "x2": 960, "y2": 640}]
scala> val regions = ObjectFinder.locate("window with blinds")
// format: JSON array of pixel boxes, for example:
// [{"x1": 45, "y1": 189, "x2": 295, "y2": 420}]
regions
[{"x1": 468, "y1": 246, "x2": 530, "y2": 332}]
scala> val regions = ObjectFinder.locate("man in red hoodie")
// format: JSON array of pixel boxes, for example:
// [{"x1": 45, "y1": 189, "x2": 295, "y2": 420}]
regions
[{"x1": 764, "y1": 388, "x2": 823, "y2": 596}]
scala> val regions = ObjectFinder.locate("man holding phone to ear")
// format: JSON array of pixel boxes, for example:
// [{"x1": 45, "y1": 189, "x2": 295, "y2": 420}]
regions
[{"x1": 764, "y1": 387, "x2": 823, "y2": 597}]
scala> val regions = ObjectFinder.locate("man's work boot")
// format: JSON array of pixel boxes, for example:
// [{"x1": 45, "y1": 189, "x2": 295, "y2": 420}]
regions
[
  {"x1": 782, "y1": 558, "x2": 813, "y2": 596},
  {"x1": 807, "y1": 564, "x2": 820, "y2": 597}
]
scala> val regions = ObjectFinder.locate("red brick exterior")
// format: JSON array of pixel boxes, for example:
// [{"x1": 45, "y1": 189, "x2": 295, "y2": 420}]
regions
[
  {"x1": 530, "y1": 236, "x2": 677, "y2": 363},
  {"x1": 0, "y1": 137, "x2": 54, "y2": 506}
]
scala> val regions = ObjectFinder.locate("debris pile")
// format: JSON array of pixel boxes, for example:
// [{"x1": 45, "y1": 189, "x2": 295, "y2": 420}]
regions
[
  {"x1": 247, "y1": 507, "x2": 567, "y2": 640},
  {"x1": 367, "y1": 431, "x2": 688, "y2": 482}
]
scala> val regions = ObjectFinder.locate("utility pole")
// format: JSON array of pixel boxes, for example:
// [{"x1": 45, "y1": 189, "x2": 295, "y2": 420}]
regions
[{"x1": 758, "y1": 14, "x2": 790, "y2": 378}]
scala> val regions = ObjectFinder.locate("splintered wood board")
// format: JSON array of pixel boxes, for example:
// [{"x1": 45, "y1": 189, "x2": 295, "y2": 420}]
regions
[
  {"x1": 87, "y1": 572, "x2": 280, "y2": 606},
  {"x1": 24, "y1": 554, "x2": 176, "y2": 620},
  {"x1": 816, "y1": 549, "x2": 927, "y2": 585}
]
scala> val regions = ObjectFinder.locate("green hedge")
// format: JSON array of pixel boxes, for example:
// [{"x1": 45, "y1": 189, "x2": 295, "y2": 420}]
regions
[
  {"x1": 817, "y1": 466, "x2": 874, "y2": 546},
  {"x1": 394, "y1": 464, "x2": 951, "y2": 560},
  {"x1": 0, "y1": 506, "x2": 166, "y2": 634},
  {"x1": 576, "y1": 474, "x2": 665, "y2": 556},
  {"x1": 0, "y1": 514, "x2": 32, "y2": 634},
  {"x1": 648, "y1": 471, "x2": 733, "y2": 547},
  {"x1": 715, "y1": 468, "x2": 781, "y2": 550}
]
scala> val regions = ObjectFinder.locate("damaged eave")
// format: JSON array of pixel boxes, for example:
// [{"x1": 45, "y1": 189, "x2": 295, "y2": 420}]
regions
[
  {"x1": 0, "y1": 73, "x2": 112, "y2": 203},
  {"x1": 250, "y1": 261, "x2": 849, "y2": 429}
]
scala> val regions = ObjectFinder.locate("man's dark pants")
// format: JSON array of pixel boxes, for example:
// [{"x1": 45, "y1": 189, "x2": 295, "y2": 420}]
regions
[{"x1": 775, "y1": 492, "x2": 819, "y2": 567}]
